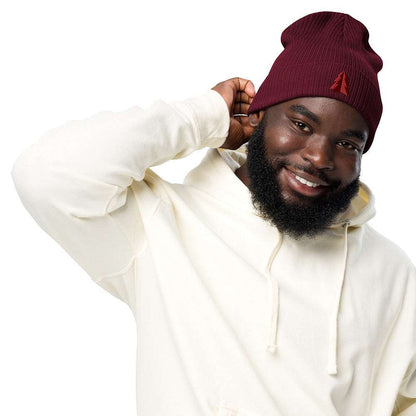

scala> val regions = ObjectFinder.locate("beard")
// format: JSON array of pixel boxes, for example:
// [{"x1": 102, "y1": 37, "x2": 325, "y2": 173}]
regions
[{"x1": 245, "y1": 117, "x2": 360, "y2": 240}]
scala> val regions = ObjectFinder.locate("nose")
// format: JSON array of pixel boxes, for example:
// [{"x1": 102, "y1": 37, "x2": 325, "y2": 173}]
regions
[{"x1": 301, "y1": 136, "x2": 335, "y2": 171}]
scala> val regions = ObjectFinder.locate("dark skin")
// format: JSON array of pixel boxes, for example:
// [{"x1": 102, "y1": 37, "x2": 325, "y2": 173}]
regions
[
  {"x1": 212, "y1": 77, "x2": 369, "y2": 204},
  {"x1": 211, "y1": 77, "x2": 258, "y2": 149}
]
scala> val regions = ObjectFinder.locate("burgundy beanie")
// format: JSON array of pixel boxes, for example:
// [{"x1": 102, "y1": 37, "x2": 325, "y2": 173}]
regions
[{"x1": 248, "y1": 11, "x2": 383, "y2": 152}]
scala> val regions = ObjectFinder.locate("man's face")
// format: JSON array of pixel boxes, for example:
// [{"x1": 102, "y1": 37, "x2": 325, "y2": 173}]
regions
[{"x1": 245, "y1": 96, "x2": 369, "y2": 239}]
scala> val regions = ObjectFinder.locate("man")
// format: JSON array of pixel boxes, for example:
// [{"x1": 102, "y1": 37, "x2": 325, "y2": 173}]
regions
[{"x1": 12, "y1": 11, "x2": 416, "y2": 416}]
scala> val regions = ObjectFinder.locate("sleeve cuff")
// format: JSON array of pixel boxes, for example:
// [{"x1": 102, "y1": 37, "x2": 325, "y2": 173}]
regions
[{"x1": 179, "y1": 89, "x2": 230, "y2": 148}]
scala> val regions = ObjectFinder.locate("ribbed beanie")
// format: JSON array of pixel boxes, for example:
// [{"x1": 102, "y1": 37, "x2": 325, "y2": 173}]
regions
[{"x1": 248, "y1": 11, "x2": 383, "y2": 152}]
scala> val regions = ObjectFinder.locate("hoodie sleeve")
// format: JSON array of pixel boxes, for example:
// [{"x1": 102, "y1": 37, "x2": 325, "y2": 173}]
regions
[{"x1": 11, "y1": 90, "x2": 229, "y2": 306}]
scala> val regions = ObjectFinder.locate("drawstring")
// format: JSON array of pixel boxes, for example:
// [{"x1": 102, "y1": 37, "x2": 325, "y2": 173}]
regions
[
  {"x1": 327, "y1": 221, "x2": 350, "y2": 375},
  {"x1": 265, "y1": 224, "x2": 350, "y2": 373},
  {"x1": 267, "y1": 278, "x2": 280, "y2": 353},
  {"x1": 266, "y1": 236, "x2": 283, "y2": 354}
]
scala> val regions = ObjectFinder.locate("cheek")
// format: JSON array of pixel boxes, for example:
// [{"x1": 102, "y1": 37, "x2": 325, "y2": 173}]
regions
[
  {"x1": 264, "y1": 127, "x2": 302, "y2": 155},
  {"x1": 351, "y1": 155, "x2": 362, "y2": 177},
  {"x1": 338, "y1": 156, "x2": 362, "y2": 185}
]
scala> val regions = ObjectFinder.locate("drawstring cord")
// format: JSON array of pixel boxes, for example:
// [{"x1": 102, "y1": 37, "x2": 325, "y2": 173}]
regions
[
  {"x1": 266, "y1": 236, "x2": 283, "y2": 354},
  {"x1": 265, "y1": 224, "x2": 350, "y2": 373},
  {"x1": 327, "y1": 221, "x2": 350, "y2": 375},
  {"x1": 267, "y1": 278, "x2": 280, "y2": 353}
]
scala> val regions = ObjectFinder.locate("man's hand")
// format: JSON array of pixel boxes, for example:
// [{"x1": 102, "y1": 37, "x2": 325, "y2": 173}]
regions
[{"x1": 212, "y1": 77, "x2": 256, "y2": 150}]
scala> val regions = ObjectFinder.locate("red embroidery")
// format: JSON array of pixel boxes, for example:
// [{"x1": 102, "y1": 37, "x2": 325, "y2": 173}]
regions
[{"x1": 330, "y1": 71, "x2": 349, "y2": 96}]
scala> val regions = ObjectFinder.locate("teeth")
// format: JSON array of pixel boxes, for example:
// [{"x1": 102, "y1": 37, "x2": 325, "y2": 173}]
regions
[{"x1": 294, "y1": 174, "x2": 320, "y2": 188}]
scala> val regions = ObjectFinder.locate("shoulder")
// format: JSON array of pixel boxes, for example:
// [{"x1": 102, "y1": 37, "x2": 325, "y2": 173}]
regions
[{"x1": 362, "y1": 224, "x2": 415, "y2": 276}]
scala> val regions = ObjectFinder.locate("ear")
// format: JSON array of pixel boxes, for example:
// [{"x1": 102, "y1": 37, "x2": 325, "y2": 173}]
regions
[{"x1": 248, "y1": 111, "x2": 265, "y2": 127}]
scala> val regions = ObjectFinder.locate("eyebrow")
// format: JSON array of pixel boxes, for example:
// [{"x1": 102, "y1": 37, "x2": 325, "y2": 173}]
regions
[
  {"x1": 289, "y1": 104, "x2": 321, "y2": 125},
  {"x1": 289, "y1": 104, "x2": 367, "y2": 143},
  {"x1": 341, "y1": 129, "x2": 367, "y2": 142}
]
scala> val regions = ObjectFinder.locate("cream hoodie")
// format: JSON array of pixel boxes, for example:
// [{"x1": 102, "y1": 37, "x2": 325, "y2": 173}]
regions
[{"x1": 12, "y1": 90, "x2": 416, "y2": 416}]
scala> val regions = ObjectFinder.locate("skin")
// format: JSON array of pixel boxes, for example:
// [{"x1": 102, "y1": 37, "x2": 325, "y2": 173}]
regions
[
  {"x1": 212, "y1": 77, "x2": 257, "y2": 149},
  {"x1": 212, "y1": 78, "x2": 369, "y2": 204}
]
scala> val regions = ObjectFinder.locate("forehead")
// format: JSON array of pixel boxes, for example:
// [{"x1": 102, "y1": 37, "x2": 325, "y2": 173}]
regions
[{"x1": 267, "y1": 96, "x2": 369, "y2": 133}]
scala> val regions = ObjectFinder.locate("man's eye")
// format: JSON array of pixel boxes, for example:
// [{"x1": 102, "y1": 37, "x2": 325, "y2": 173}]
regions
[
  {"x1": 293, "y1": 121, "x2": 311, "y2": 133},
  {"x1": 338, "y1": 140, "x2": 357, "y2": 151}
]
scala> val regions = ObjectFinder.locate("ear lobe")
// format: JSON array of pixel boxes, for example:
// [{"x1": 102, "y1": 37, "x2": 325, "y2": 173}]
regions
[{"x1": 248, "y1": 111, "x2": 265, "y2": 127}]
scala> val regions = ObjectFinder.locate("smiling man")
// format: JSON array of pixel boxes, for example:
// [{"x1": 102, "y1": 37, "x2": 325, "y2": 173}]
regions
[
  {"x1": 236, "y1": 97, "x2": 367, "y2": 238},
  {"x1": 12, "y1": 11, "x2": 416, "y2": 416}
]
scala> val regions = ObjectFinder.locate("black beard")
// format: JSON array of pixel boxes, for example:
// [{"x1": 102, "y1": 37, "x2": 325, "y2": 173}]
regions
[{"x1": 246, "y1": 118, "x2": 360, "y2": 240}]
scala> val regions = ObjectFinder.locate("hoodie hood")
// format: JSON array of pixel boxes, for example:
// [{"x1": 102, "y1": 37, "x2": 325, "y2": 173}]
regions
[{"x1": 332, "y1": 182, "x2": 375, "y2": 228}]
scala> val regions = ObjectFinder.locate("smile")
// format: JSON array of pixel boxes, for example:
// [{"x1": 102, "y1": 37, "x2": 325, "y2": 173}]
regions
[
  {"x1": 294, "y1": 174, "x2": 320, "y2": 188},
  {"x1": 281, "y1": 168, "x2": 331, "y2": 198}
]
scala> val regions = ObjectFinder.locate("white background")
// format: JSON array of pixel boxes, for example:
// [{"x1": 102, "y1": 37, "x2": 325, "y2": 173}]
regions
[{"x1": 1, "y1": 1, "x2": 414, "y2": 415}]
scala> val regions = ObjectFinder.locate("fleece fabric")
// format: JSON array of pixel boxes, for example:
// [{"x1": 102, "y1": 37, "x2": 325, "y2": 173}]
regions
[{"x1": 12, "y1": 90, "x2": 416, "y2": 416}]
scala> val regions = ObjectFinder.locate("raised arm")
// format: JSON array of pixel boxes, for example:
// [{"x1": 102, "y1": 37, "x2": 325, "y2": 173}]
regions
[{"x1": 11, "y1": 79, "x2": 255, "y2": 306}]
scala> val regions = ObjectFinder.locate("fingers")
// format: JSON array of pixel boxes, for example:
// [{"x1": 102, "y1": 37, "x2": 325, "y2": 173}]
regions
[
  {"x1": 236, "y1": 91, "x2": 253, "y2": 104},
  {"x1": 231, "y1": 87, "x2": 255, "y2": 117},
  {"x1": 232, "y1": 102, "x2": 250, "y2": 116},
  {"x1": 233, "y1": 77, "x2": 256, "y2": 99},
  {"x1": 211, "y1": 77, "x2": 255, "y2": 115},
  {"x1": 234, "y1": 79, "x2": 255, "y2": 117},
  {"x1": 212, "y1": 77, "x2": 257, "y2": 150}
]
